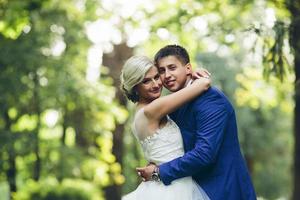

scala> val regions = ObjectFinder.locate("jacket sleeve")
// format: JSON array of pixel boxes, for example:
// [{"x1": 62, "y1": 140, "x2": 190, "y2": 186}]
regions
[{"x1": 159, "y1": 96, "x2": 232, "y2": 185}]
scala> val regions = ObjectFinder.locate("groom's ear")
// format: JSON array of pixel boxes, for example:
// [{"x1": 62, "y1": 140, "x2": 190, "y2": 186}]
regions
[{"x1": 185, "y1": 63, "x2": 192, "y2": 76}]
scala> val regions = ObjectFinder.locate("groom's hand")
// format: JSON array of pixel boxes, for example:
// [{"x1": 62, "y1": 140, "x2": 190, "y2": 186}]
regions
[{"x1": 136, "y1": 163, "x2": 156, "y2": 181}]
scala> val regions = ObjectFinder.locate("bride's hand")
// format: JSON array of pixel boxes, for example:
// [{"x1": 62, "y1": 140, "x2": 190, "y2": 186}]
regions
[
  {"x1": 192, "y1": 67, "x2": 211, "y2": 79},
  {"x1": 190, "y1": 77, "x2": 211, "y2": 93}
]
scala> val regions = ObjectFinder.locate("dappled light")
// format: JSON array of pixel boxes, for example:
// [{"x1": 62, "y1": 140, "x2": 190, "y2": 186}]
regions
[{"x1": 1, "y1": 0, "x2": 299, "y2": 200}]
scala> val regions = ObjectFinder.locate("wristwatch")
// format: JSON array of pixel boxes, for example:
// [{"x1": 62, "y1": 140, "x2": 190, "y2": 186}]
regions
[{"x1": 151, "y1": 166, "x2": 160, "y2": 182}]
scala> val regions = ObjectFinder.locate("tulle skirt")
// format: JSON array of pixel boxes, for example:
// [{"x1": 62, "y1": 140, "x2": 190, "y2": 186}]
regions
[{"x1": 122, "y1": 177, "x2": 210, "y2": 200}]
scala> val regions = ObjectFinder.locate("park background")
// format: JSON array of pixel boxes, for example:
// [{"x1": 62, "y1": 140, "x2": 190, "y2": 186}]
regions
[{"x1": 0, "y1": 0, "x2": 299, "y2": 199}]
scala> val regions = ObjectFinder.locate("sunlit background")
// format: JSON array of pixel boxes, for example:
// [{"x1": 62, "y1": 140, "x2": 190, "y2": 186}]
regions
[{"x1": 0, "y1": 0, "x2": 298, "y2": 199}]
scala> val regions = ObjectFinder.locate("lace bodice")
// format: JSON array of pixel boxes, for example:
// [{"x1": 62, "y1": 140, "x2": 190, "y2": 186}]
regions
[{"x1": 132, "y1": 109, "x2": 184, "y2": 165}]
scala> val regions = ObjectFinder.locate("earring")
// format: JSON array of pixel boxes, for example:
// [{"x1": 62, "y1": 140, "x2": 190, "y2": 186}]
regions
[{"x1": 133, "y1": 90, "x2": 139, "y2": 101}]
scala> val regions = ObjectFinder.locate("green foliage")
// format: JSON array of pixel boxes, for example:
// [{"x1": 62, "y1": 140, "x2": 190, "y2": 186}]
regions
[
  {"x1": 14, "y1": 178, "x2": 103, "y2": 200},
  {"x1": 0, "y1": 0, "x2": 295, "y2": 199},
  {"x1": 0, "y1": 0, "x2": 126, "y2": 199},
  {"x1": 247, "y1": 20, "x2": 291, "y2": 81},
  {"x1": 0, "y1": 0, "x2": 31, "y2": 39}
]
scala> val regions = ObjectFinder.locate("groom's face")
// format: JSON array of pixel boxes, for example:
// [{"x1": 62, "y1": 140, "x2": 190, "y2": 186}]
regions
[{"x1": 157, "y1": 55, "x2": 192, "y2": 92}]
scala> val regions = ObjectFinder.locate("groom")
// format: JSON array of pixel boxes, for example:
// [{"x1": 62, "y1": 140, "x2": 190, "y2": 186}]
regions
[{"x1": 137, "y1": 44, "x2": 257, "y2": 199}]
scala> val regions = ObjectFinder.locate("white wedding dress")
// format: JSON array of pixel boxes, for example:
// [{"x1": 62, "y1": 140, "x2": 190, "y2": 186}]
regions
[{"x1": 122, "y1": 109, "x2": 210, "y2": 200}]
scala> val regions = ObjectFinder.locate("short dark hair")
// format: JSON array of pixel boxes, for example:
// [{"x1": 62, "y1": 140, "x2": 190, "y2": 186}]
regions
[{"x1": 154, "y1": 44, "x2": 190, "y2": 66}]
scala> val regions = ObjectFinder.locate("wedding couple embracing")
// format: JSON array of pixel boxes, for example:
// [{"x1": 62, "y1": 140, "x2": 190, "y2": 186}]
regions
[{"x1": 120, "y1": 44, "x2": 257, "y2": 200}]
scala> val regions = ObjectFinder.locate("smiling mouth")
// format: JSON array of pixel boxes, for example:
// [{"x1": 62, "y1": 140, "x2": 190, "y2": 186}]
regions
[
  {"x1": 152, "y1": 89, "x2": 161, "y2": 93},
  {"x1": 165, "y1": 80, "x2": 175, "y2": 86}
]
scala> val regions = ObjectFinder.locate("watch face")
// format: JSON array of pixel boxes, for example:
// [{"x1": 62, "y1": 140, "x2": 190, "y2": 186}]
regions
[
  {"x1": 151, "y1": 172, "x2": 160, "y2": 181},
  {"x1": 152, "y1": 175, "x2": 158, "y2": 181}
]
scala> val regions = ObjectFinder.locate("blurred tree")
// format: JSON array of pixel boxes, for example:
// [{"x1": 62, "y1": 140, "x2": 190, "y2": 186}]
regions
[
  {"x1": 287, "y1": 0, "x2": 300, "y2": 199},
  {"x1": 0, "y1": 0, "x2": 297, "y2": 200},
  {"x1": 251, "y1": 0, "x2": 300, "y2": 198},
  {"x1": 102, "y1": 43, "x2": 133, "y2": 200},
  {"x1": 0, "y1": 0, "x2": 126, "y2": 200}
]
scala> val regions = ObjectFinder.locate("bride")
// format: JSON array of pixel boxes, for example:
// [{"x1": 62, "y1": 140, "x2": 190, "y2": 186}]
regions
[{"x1": 120, "y1": 55, "x2": 210, "y2": 200}]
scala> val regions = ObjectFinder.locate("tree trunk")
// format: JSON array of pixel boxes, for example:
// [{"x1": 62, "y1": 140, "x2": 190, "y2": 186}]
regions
[
  {"x1": 289, "y1": 0, "x2": 300, "y2": 199},
  {"x1": 61, "y1": 112, "x2": 67, "y2": 146},
  {"x1": 74, "y1": 109, "x2": 88, "y2": 148},
  {"x1": 3, "y1": 108, "x2": 17, "y2": 199},
  {"x1": 33, "y1": 74, "x2": 41, "y2": 181},
  {"x1": 58, "y1": 112, "x2": 67, "y2": 182},
  {"x1": 102, "y1": 43, "x2": 133, "y2": 200}
]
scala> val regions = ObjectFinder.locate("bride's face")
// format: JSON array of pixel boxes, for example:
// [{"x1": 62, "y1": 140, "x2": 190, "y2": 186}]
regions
[{"x1": 136, "y1": 66, "x2": 162, "y2": 102}]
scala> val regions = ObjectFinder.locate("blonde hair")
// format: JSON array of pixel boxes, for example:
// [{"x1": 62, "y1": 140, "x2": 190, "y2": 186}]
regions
[{"x1": 120, "y1": 55, "x2": 154, "y2": 102}]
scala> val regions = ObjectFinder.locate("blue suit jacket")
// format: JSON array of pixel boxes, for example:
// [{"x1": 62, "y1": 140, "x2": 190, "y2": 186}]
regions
[{"x1": 159, "y1": 87, "x2": 256, "y2": 200}]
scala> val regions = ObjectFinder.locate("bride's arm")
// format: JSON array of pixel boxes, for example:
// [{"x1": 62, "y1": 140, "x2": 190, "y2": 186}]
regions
[{"x1": 144, "y1": 77, "x2": 210, "y2": 121}]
